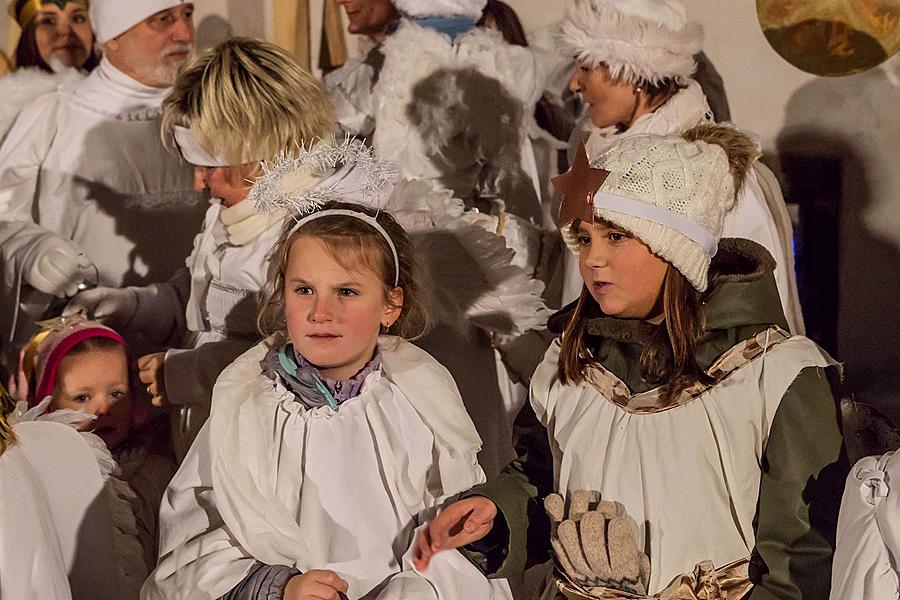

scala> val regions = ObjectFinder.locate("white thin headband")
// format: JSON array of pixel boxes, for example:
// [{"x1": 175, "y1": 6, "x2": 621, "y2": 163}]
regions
[
  {"x1": 594, "y1": 191, "x2": 718, "y2": 256},
  {"x1": 290, "y1": 209, "x2": 400, "y2": 287}
]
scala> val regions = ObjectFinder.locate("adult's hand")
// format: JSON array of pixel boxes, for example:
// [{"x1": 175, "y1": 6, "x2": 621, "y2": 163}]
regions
[
  {"x1": 63, "y1": 287, "x2": 139, "y2": 331},
  {"x1": 283, "y1": 570, "x2": 349, "y2": 600},
  {"x1": 412, "y1": 496, "x2": 497, "y2": 571},
  {"x1": 138, "y1": 352, "x2": 167, "y2": 408},
  {"x1": 23, "y1": 234, "x2": 95, "y2": 297}
]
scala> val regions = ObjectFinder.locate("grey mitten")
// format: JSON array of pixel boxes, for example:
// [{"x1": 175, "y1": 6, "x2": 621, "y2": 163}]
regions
[{"x1": 545, "y1": 490, "x2": 651, "y2": 595}]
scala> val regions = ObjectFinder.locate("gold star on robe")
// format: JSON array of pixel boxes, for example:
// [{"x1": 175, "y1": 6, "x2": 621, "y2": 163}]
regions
[{"x1": 551, "y1": 145, "x2": 610, "y2": 229}]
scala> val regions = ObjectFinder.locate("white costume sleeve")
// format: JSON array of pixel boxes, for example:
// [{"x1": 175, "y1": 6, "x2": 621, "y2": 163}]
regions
[
  {"x1": 722, "y1": 165, "x2": 804, "y2": 334},
  {"x1": 376, "y1": 525, "x2": 513, "y2": 600},
  {"x1": 830, "y1": 452, "x2": 900, "y2": 600},
  {"x1": 142, "y1": 422, "x2": 257, "y2": 600}
]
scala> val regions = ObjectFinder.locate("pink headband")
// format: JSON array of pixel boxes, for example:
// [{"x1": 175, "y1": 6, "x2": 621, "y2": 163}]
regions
[{"x1": 32, "y1": 326, "x2": 126, "y2": 407}]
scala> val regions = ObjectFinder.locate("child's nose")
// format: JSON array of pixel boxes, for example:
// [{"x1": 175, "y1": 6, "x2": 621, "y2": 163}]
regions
[
  {"x1": 584, "y1": 242, "x2": 609, "y2": 268},
  {"x1": 569, "y1": 73, "x2": 583, "y2": 94},
  {"x1": 309, "y1": 296, "x2": 334, "y2": 322},
  {"x1": 94, "y1": 398, "x2": 111, "y2": 416}
]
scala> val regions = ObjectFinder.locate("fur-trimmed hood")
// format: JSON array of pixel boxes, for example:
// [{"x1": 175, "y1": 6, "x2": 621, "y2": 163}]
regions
[{"x1": 558, "y1": 0, "x2": 702, "y2": 85}]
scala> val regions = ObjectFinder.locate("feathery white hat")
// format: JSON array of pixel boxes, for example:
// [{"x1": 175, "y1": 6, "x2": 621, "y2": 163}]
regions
[
  {"x1": 90, "y1": 0, "x2": 188, "y2": 44},
  {"x1": 392, "y1": 0, "x2": 487, "y2": 21},
  {"x1": 557, "y1": 125, "x2": 758, "y2": 291},
  {"x1": 558, "y1": 0, "x2": 703, "y2": 85}
]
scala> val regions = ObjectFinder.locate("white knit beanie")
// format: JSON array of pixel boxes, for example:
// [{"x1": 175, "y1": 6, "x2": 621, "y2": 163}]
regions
[
  {"x1": 90, "y1": 0, "x2": 188, "y2": 43},
  {"x1": 392, "y1": 0, "x2": 487, "y2": 21},
  {"x1": 559, "y1": 125, "x2": 759, "y2": 291},
  {"x1": 558, "y1": 0, "x2": 703, "y2": 85}
]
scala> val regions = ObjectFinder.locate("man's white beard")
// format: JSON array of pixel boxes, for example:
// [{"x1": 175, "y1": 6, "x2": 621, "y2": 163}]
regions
[{"x1": 131, "y1": 44, "x2": 193, "y2": 87}]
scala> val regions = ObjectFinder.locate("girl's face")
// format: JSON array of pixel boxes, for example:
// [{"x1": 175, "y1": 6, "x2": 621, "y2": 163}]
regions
[
  {"x1": 34, "y1": 2, "x2": 93, "y2": 69},
  {"x1": 50, "y1": 347, "x2": 131, "y2": 449},
  {"x1": 193, "y1": 165, "x2": 253, "y2": 207},
  {"x1": 284, "y1": 236, "x2": 403, "y2": 380},
  {"x1": 577, "y1": 220, "x2": 668, "y2": 320},
  {"x1": 569, "y1": 61, "x2": 640, "y2": 129}
]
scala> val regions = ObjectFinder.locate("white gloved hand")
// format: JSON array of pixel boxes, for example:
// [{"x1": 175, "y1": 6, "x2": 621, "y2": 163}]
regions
[
  {"x1": 63, "y1": 287, "x2": 139, "y2": 332},
  {"x1": 23, "y1": 235, "x2": 96, "y2": 297}
]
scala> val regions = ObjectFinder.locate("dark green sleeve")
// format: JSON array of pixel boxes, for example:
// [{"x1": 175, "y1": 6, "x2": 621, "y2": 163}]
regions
[
  {"x1": 748, "y1": 366, "x2": 849, "y2": 600},
  {"x1": 460, "y1": 401, "x2": 554, "y2": 579}
]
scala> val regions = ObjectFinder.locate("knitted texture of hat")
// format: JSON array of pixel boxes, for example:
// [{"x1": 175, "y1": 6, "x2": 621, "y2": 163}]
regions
[
  {"x1": 90, "y1": 0, "x2": 186, "y2": 43},
  {"x1": 392, "y1": 0, "x2": 487, "y2": 20},
  {"x1": 558, "y1": 0, "x2": 703, "y2": 85},
  {"x1": 562, "y1": 133, "x2": 736, "y2": 291}
]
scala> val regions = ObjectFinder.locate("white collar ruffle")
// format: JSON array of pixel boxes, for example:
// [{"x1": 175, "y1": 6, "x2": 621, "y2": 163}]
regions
[{"x1": 70, "y1": 57, "x2": 170, "y2": 121}]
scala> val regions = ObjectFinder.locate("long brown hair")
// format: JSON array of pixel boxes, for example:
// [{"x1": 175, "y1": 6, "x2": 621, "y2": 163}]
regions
[
  {"x1": 257, "y1": 202, "x2": 432, "y2": 341},
  {"x1": 558, "y1": 267, "x2": 710, "y2": 406}
]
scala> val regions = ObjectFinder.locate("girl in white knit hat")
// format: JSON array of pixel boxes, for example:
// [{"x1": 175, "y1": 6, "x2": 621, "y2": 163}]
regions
[
  {"x1": 555, "y1": 0, "x2": 804, "y2": 337},
  {"x1": 414, "y1": 124, "x2": 848, "y2": 599}
]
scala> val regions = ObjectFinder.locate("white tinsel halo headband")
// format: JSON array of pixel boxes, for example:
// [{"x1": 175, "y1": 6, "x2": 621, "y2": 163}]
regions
[
  {"x1": 249, "y1": 136, "x2": 397, "y2": 215},
  {"x1": 249, "y1": 136, "x2": 401, "y2": 287}
]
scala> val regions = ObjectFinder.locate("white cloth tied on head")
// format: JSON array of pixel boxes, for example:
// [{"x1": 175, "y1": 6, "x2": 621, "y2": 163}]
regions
[
  {"x1": 173, "y1": 126, "x2": 231, "y2": 167},
  {"x1": 90, "y1": 0, "x2": 189, "y2": 44}
]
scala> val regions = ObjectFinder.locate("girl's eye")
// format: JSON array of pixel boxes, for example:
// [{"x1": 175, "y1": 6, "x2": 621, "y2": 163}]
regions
[
  {"x1": 111, "y1": 390, "x2": 127, "y2": 400},
  {"x1": 72, "y1": 14, "x2": 88, "y2": 24},
  {"x1": 608, "y1": 231, "x2": 628, "y2": 243},
  {"x1": 294, "y1": 286, "x2": 313, "y2": 295},
  {"x1": 73, "y1": 394, "x2": 90, "y2": 403},
  {"x1": 35, "y1": 16, "x2": 57, "y2": 27},
  {"x1": 577, "y1": 235, "x2": 591, "y2": 246},
  {"x1": 338, "y1": 288, "x2": 359, "y2": 297}
]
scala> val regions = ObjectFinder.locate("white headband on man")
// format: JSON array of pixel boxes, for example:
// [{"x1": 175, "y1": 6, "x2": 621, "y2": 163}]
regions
[{"x1": 290, "y1": 209, "x2": 400, "y2": 288}]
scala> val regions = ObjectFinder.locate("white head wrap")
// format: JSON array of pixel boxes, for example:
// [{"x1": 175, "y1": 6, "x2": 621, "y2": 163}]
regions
[
  {"x1": 391, "y1": 0, "x2": 487, "y2": 20},
  {"x1": 90, "y1": 0, "x2": 188, "y2": 43}
]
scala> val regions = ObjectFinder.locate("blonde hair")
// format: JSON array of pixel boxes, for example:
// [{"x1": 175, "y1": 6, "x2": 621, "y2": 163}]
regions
[
  {"x1": 257, "y1": 202, "x2": 432, "y2": 341},
  {"x1": 161, "y1": 37, "x2": 334, "y2": 166}
]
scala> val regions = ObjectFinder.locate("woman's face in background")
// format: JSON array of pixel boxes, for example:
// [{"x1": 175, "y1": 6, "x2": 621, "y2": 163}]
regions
[{"x1": 33, "y1": 2, "x2": 94, "y2": 69}]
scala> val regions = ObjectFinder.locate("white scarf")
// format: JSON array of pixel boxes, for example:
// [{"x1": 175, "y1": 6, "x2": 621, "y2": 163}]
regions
[
  {"x1": 582, "y1": 79, "x2": 713, "y2": 159},
  {"x1": 218, "y1": 199, "x2": 284, "y2": 247}
]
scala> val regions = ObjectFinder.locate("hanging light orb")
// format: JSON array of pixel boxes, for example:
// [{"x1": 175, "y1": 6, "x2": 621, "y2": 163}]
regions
[{"x1": 757, "y1": 0, "x2": 899, "y2": 77}]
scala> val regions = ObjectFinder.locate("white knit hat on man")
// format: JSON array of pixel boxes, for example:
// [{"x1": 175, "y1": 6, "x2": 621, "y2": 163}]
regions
[
  {"x1": 558, "y1": 0, "x2": 703, "y2": 85},
  {"x1": 392, "y1": 0, "x2": 487, "y2": 21},
  {"x1": 90, "y1": 0, "x2": 188, "y2": 43},
  {"x1": 554, "y1": 124, "x2": 758, "y2": 291}
]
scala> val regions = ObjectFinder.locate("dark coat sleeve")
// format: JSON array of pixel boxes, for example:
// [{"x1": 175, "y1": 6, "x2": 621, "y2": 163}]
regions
[{"x1": 749, "y1": 366, "x2": 848, "y2": 600}]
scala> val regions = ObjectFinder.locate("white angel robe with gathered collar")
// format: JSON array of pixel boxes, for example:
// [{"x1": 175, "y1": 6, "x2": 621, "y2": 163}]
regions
[{"x1": 142, "y1": 335, "x2": 512, "y2": 600}]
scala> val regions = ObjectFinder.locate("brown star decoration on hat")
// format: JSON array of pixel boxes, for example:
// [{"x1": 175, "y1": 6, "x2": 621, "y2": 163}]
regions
[{"x1": 552, "y1": 144, "x2": 610, "y2": 230}]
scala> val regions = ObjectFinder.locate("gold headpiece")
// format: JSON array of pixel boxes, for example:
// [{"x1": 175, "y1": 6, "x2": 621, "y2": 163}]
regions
[{"x1": 8, "y1": 0, "x2": 89, "y2": 29}]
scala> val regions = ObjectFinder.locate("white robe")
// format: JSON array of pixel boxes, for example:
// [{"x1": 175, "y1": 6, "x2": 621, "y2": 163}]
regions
[
  {"x1": 143, "y1": 336, "x2": 512, "y2": 600},
  {"x1": 0, "y1": 420, "x2": 119, "y2": 600},
  {"x1": 0, "y1": 57, "x2": 205, "y2": 354},
  {"x1": 830, "y1": 451, "x2": 900, "y2": 600},
  {"x1": 530, "y1": 334, "x2": 834, "y2": 594}
]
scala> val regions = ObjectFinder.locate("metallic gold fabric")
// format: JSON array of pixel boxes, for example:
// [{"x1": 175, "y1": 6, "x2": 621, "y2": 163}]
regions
[
  {"x1": 9, "y1": 0, "x2": 89, "y2": 29},
  {"x1": 557, "y1": 558, "x2": 752, "y2": 600},
  {"x1": 757, "y1": 0, "x2": 900, "y2": 77}
]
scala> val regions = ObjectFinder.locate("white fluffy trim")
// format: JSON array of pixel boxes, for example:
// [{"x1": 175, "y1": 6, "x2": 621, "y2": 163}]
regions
[
  {"x1": 0, "y1": 67, "x2": 83, "y2": 139},
  {"x1": 558, "y1": 0, "x2": 703, "y2": 85},
  {"x1": 393, "y1": 0, "x2": 486, "y2": 20}
]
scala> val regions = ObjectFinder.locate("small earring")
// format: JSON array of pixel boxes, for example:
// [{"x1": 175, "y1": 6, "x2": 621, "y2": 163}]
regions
[{"x1": 634, "y1": 86, "x2": 642, "y2": 94}]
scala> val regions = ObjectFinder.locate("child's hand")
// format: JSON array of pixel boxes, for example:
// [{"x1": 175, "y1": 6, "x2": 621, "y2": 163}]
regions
[
  {"x1": 283, "y1": 570, "x2": 349, "y2": 600},
  {"x1": 138, "y1": 352, "x2": 167, "y2": 408},
  {"x1": 412, "y1": 496, "x2": 497, "y2": 571}
]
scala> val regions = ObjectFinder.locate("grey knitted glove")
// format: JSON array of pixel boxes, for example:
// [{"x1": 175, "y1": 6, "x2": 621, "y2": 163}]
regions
[{"x1": 545, "y1": 490, "x2": 651, "y2": 595}]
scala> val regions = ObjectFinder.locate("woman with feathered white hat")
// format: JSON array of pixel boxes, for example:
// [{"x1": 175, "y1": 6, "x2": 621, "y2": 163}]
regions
[{"x1": 556, "y1": 0, "x2": 804, "y2": 336}]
